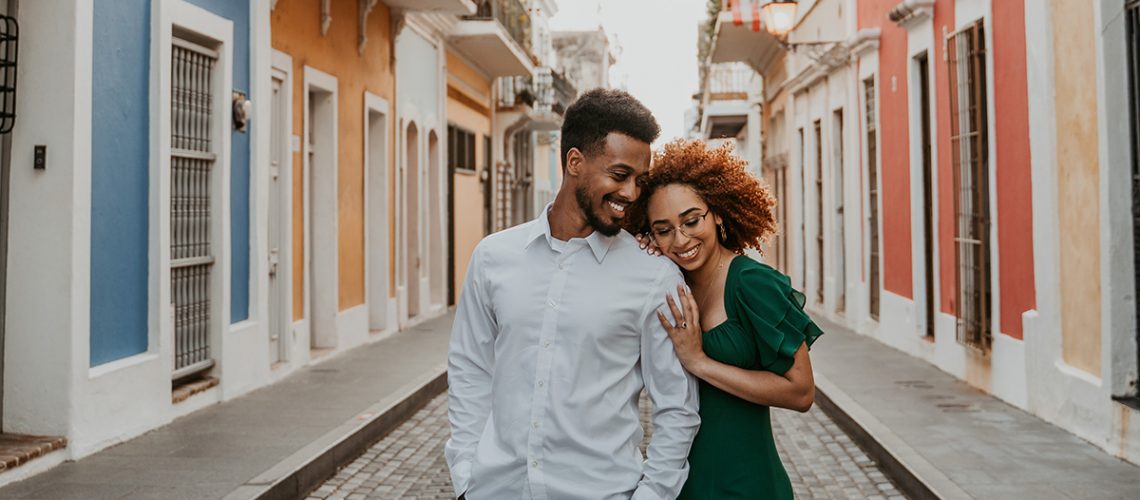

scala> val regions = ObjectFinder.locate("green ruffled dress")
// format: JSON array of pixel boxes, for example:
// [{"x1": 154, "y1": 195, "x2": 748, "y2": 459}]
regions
[{"x1": 678, "y1": 256, "x2": 824, "y2": 500}]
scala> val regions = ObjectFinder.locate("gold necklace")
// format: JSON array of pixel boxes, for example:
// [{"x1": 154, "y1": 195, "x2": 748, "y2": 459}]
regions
[{"x1": 694, "y1": 250, "x2": 729, "y2": 318}]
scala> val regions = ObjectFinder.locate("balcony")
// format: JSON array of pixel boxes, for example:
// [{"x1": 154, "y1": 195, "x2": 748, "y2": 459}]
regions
[
  {"x1": 706, "y1": 63, "x2": 755, "y2": 100},
  {"x1": 533, "y1": 67, "x2": 577, "y2": 116},
  {"x1": 699, "y1": 63, "x2": 755, "y2": 139},
  {"x1": 710, "y1": 0, "x2": 785, "y2": 75},
  {"x1": 383, "y1": 0, "x2": 477, "y2": 14},
  {"x1": 451, "y1": 0, "x2": 536, "y2": 77},
  {"x1": 497, "y1": 67, "x2": 577, "y2": 131}
]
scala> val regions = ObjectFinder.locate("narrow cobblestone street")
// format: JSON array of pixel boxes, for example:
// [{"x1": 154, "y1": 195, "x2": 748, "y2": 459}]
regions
[{"x1": 308, "y1": 393, "x2": 905, "y2": 500}]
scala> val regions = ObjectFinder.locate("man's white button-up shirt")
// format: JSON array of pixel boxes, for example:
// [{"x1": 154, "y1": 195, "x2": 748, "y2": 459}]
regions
[{"x1": 445, "y1": 210, "x2": 700, "y2": 500}]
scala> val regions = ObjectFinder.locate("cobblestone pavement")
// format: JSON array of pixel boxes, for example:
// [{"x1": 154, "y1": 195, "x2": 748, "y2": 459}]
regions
[{"x1": 307, "y1": 393, "x2": 905, "y2": 500}]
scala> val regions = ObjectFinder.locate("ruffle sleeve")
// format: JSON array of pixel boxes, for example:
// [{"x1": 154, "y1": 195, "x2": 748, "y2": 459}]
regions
[{"x1": 730, "y1": 260, "x2": 824, "y2": 376}]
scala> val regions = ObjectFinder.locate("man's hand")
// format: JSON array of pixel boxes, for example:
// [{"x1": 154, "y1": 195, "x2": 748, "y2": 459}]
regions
[{"x1": 636, "y1": 233, "x2": 663, "y2": 256}]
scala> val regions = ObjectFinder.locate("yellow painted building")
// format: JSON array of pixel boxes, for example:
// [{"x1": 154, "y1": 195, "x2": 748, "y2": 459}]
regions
[{"x1": 269, "y1": 0, "x2": 398, "y2": 357}]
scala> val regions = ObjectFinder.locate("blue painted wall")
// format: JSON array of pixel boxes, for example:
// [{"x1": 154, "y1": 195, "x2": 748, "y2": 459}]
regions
[
  {"x1": 90, "y1": 0, "x2": 151, "y2": 366},
  {"x1": 90, "y1": 0, "x2": 252, "y2": 366},
  {"x1": 187, "y1": 0, "x2": 252, "y2": 323}
]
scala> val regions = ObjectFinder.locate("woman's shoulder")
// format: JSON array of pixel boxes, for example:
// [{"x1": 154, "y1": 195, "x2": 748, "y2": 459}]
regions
[{"x1": 728, "y1": 256, "x2": 795, "y2": 300}]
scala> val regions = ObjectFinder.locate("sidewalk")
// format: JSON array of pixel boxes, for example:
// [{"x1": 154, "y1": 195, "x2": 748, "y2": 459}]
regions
[
  {"x1": 811, "y1": 319, "x2": 1140, "y2": 499},
  {"x1": 0, "y1": 313, "x2": 452, "y2": 500}
]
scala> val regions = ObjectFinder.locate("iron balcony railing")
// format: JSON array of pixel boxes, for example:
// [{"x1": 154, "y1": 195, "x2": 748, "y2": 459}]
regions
[
  {"x1": 497, "y1": 75, "x2": 535, "y2": 109},
  {"x1": 467, "y1": 0, "x2": 534, "y2": 62},
  {"x1": 706, "y1": 63, "x2": 754, "y2": 97},
  {"x1": 498, "y1": 67, "x2": 578, "y2": 115},
  {"x1": 550, "y1": 69, "x2": 576, "y2": 115},
  {"x1": 530, "y1": 67, "x2": 577, "y2": 115}
]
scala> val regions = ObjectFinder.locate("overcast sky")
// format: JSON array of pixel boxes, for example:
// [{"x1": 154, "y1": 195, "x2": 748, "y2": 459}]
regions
[{"x1": 550, "y1": 0, "x2": 708, "y2": 145}]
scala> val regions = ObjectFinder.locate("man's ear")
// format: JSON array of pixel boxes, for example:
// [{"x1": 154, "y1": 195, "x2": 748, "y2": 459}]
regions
[{"x1": 564, "y1": 148, "x2": 584, "y2": 177}]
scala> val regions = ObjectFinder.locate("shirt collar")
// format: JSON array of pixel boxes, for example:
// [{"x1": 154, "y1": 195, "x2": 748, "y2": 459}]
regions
[{"x1": 524, "y1": 204, "x2": 616, "y2": 263}]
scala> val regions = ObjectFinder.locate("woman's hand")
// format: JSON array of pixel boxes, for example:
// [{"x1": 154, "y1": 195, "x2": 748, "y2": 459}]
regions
[
  {"x1": 637, "y1": 233, "x2": 663, "y2": 256},
  {"x1": 657, "y1": 284, "x2": 708, "y2": 374}
]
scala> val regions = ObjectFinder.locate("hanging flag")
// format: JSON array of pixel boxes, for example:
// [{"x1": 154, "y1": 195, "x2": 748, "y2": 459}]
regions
[{"x1": 730, "y1": 0, "x2": 764, "y2": 33}]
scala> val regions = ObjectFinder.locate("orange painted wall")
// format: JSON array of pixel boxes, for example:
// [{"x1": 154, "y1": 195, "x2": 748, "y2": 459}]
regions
[
  {"x1": 271, "y1": 0, "x2": 396, "y2": 319},
  {"x1": 992, "y1": 0, "x2": 1035, "y2": 340},
  {"x1": 858, "y1": 0, "x2": 912, "y2": 298}
]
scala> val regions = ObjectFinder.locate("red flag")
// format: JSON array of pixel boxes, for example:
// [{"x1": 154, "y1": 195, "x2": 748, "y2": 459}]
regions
[{"x1": 730, "y1": 0, "x2": 764, "y2": 33}]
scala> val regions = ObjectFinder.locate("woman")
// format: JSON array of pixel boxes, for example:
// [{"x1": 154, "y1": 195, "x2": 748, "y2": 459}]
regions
[{"x1": 624, "y1": 139, "x2": 823, "y2": 499}]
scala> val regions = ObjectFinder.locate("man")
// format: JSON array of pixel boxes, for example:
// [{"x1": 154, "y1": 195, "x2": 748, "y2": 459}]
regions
[{"x1": 445, "y1": 88, "x2": 700, "y2": 500}]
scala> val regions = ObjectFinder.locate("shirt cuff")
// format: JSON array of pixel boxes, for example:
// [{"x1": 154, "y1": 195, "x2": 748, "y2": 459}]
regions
[{"x1": 449, "y1": 459, "x2": 471, "y2": 498}]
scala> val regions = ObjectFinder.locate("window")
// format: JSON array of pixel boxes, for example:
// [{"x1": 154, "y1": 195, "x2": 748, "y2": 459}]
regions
[
  {"x1": 947, "y1": 21, "x2": 992, "y2": 351},
  {"x1": 798, "y1": 127, "x2": 806, "y2": 289},
  {"x1": 171, "y1": 37, "x2": 218, "y2": 379},
  {"x1": 447, "y1": 124, "x2": 477, "y2": 174},
  {"x1": 814, "y1": 120, "x2": 824, "y2": 305},
  {"x1": 917, "y1": 52, "x2": 935, "y2": 338},
  {"x1": 1127, "y1": 0, "x2": 1140, "y2": 375},
  {"x1": 865, "y1": 77, "x2": 880, "y2": 320},
  {"x1": 483, "y1": 135, "x2": 493, "y2": 235}
]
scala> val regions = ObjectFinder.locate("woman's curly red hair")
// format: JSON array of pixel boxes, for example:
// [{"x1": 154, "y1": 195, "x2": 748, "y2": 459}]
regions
[{"x1": 623, "y1": 139, "x2": 778, "y2": 254}]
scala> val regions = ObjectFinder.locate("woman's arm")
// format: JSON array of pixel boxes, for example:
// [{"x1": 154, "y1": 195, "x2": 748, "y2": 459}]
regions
[
  {"x1": 658, "y1": 288, "x2": 815, "y2": 412},
  {"x1": 689, "y1": 343, "x2": 814, "y2": 412}
]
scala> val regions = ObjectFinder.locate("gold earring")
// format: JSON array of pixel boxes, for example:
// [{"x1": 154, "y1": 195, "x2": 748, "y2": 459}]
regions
[{"x1": 718, "y1": 223, "x2": 727, "y2": 241}]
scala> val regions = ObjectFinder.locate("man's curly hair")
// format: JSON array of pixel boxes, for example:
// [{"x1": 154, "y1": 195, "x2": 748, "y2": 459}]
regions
[
  {"x1": 623, "y1": 139, "x2": 778, "y2": 254},
  {"x1": 560, "y1": 88, "x2": 660, "y2": 171}
]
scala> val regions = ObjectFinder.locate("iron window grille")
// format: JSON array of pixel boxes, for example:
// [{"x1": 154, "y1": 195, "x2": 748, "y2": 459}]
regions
[
  {"x1": 814, "y1": 121, "x2": 824, "y2": 305},
  {"x1": 171, "y1": 37, "x2": 218, "y2": 380},
  {"x1": 946, "y1": 21, "x2": 993, "y2": 352},
  {"x1": 483, "y1": 135, "x2": 493, "y2": 235},
  {"x1": 865, "y1": 77, "x2": 881, "y2": 321},
  {"x1": 0, "y1": 14, "x2": 16, "y2": 134},
  {"x1": 1127, "y1": 0, "x2": 1140, "y2": 379}
]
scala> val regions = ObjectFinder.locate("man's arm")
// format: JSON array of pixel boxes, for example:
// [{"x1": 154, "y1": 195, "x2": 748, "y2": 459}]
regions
[
  {"x1": 444, "y1": 246, "x2": 497, "y2": 498},
  {"x1": 633, "y1": 266, "x2": 701, "y2": 500}
]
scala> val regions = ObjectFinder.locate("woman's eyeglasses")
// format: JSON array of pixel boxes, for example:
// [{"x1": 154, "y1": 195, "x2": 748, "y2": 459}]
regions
[{"x1": 650, "y1": 209, "x2": 711, "y2": 244}]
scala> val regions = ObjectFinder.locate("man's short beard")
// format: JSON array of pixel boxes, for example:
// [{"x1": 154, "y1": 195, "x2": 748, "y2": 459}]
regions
[{"x1": 575, "y1": 185, "x2": 622, "y2": 237}]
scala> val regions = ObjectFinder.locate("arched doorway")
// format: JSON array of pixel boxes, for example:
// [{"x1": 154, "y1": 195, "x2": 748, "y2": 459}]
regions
[
  {"x1": 402, "y1": 122, "x2": 421, "y2": 321},
  {"x1": 428, "y1": 130, "x2": 444, "y2": 309}
]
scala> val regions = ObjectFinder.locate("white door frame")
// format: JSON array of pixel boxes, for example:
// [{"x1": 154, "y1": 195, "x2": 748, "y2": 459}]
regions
[
  {"x1": 268, "y1": 50, "x2": 293, "y2": 364},
  {"x1": 303, "y1": 66, "x2": 338, "y2": 350},
  {"x1": 398, "y1": 117, "x2": 422, "y2": 325},
  {"x1": 364, "y1": 92, "x2": 394, "y2": 334},
  {"x1": 427, "y1": 127, "x2": 446, "y2": 311}
]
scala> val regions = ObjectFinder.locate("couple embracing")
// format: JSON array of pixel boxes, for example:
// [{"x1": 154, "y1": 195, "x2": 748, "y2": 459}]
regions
[{"x1": 445, "y1": 89, "x2": 824, "y2": 500}]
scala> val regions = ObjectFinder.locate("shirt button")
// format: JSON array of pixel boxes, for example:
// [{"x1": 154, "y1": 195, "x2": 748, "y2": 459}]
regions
[
  {"x1": 543, "y1": 341, "x2": 551, "y2": 348},
  {"x1": 537, "y1": 380, "x2": 545, "y2": 387},
  {"x1": 532, "y1": 460, "x2": 539, "y2": 468},
  {"x1": 533, "y1": 421, "x2": 540, "y2": 429},
  {"x1": 548, "y1": 300, "x2": 557, "y2": 309}
]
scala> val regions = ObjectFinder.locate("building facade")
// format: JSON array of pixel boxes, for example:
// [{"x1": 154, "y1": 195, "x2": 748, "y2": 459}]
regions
[
  {"x1": 3, "y1": 0, "x2": 277, "y2": 476},
  {"x1": 705, "y1": 0, "x2": 1140, "y2": 464}
]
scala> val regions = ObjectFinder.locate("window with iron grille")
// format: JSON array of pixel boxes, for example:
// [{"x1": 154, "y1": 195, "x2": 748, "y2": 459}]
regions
[
  {"x1": 483, "y1": 135, "x2": 493, "y2": 235},
  {"x1": 171, "y1": 37, "x2": 217, "y2": 379},
  {"x1": 947, "y1": 21, "x2": 992, "y2": 351},
  {"x1": 798, "y1": 127, "x2": 806, "y2": 288},
  {"x1": 511, "y1": 129, "x2": 533, "y2": 225},
  {"x1": 865, "y1": 77, "x2": 880, "y2": 320},
  {"x1": 1127, "y1": 0, "x2": 1140, "y2": 376},
  {"x1": 814, "y1": 120, "x2": 824, "y2": 305},
  {"x1": 448, "y1": 124, "x2": 477, "y2": 174}
]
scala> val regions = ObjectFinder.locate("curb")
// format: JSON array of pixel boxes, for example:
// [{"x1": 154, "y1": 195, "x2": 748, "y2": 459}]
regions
[
  {"x1": 813, "y1": 372, "x2": 971, "y2": 500},
  {"x1": 223, "y1": 363, "x2": 449, "y2": 500}
]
